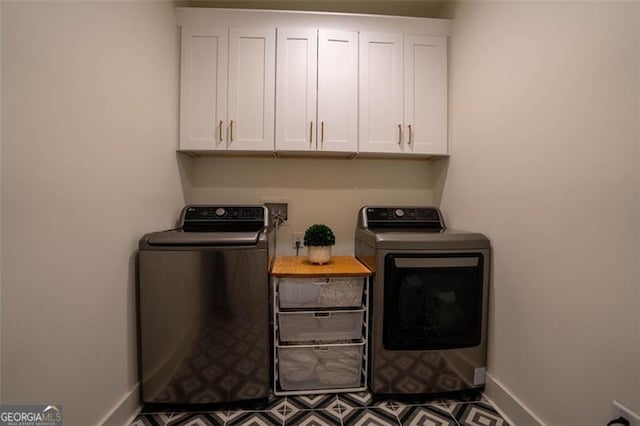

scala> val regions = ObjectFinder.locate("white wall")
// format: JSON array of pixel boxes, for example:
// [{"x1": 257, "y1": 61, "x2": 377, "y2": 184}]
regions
[
  {"x1": 1, "y1": 1, "x2": 184, "y2": 424},
  {"x1": 440, "y1": 1, "x2": 640, "y2": 424},
  {"x1": 637, "y1": 2, "x2": 640, "y2": 413},
  {"x1": 0, "y1": 0, "x2": 3, "y2": 404},
  {"x1": 187, "y1": 157, "x2": 437, "y2": 254}
]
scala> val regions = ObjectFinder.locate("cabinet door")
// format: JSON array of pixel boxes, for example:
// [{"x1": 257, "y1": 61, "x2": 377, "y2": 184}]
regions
[
  {"x1": 275, "y1": 29, "x2": 318, "y2": 151},
  {"x1": 404, "y1": 35, "x2": 448, "y2": 155},
  {"x1": 179, "y1": 26, "x2": 228, "y2": 151},
  {"x1": 228, "y1": 28, "x2": 276, "y2": 151},
  {"x1": 359, "y1": 32, "x2": 404, "y2": 153},
  {"x1": 318, "y1": 30, "x2": 358, "y2": 153}
]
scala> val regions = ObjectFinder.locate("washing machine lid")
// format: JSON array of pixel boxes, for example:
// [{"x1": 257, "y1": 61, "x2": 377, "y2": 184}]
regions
[
  {"x1": 145, "y1": 230, "x2": 263, "y2": 246},
  {"x1": 140, "y1": 204, "x2": 270, "y2": 248}
]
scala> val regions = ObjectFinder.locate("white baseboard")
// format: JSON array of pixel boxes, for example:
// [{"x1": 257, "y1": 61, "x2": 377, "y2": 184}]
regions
[
  {"x1": 484, "y1": 373, "x2": 545, "y2": 426},
  {"x1": 98, "y1": 384, "x2": 141, "y2": 426},
  {"x1": 613, "y1": 400, "x2": 640, "y2": 426}
]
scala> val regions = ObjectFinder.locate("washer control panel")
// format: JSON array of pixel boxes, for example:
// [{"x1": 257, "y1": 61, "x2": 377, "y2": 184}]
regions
[
  {"x1": 183, "y1": 206, "x2": 265, "y2": 222},
  {"x1": 366, "y1": 207, "x2": 440, "y2": 221}
]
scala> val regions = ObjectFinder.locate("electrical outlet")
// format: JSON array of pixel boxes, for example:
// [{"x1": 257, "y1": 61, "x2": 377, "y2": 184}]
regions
[
  {"x1": 265, "y1": 202, "x2": 288, "y2": 222},
  {"x1": 293, "y1": 232, "x2": 304, "y2": 249}
]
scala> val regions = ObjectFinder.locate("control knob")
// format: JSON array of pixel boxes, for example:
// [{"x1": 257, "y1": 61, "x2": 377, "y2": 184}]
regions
[
  {"x1": 215, "y1": 208, "x2": 226, "y2": 217},
  {"x1": 394, "y1": 209, "x2": 405, "y2": 218}
]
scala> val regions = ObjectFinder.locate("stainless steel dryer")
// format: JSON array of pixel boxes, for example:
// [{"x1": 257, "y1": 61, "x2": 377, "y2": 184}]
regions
[
  {"x1": 138, "y1": 205, "x2": 273, "y2": 405},
  {"x1": 355, "y1": 206, "x2": 490, "y2": 396}
]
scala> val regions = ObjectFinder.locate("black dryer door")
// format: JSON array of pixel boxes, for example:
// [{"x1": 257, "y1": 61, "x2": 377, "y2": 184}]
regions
[{"x1": 383, "y1": 253, "x2": 484, "y2": 350}]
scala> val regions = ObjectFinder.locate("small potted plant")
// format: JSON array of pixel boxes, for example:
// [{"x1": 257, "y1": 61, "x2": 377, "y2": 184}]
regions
[{"x1": 304, "y1": 224, "x2": 336, "y2": 264}]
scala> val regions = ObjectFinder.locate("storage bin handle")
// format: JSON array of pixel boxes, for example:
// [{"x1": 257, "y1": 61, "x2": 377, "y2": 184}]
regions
[
  {"x1": 312, "y1": 278, "x2": 330, "y2": 285},
  {"x1": 314, "y1": 312, "x2": 331, "y2": 318}
]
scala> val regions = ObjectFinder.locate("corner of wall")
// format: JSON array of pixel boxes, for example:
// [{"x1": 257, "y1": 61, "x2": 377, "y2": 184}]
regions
[
  {"x1": 484, "y1": 373, "x2": 545, "y2": 426},
  {"x1": 97, "y1": 384, "x2": 140, "y2": 426},
  {"x1": 176, "y1": 152, "x2": 194, "y2": 204},
  {"x1": 435, "y1": 0, "x2": 455, "y2": 20},
  {"x1": 430, "y1": 156, "x2": 449, "y2": 207}
]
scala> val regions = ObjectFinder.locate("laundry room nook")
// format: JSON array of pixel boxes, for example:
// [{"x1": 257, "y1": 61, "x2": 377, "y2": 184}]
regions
[{"x1": 0, "y1": 1, "x2": 639, "y2": 426}]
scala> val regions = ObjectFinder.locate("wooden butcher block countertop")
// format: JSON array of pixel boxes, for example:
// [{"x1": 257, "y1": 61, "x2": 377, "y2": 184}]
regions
[{"x1": 271, "y1": 256, "x2": 372, "y2": 278}]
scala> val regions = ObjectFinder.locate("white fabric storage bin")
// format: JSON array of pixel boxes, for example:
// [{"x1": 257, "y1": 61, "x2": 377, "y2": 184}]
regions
[
  {"x1": 277, "y1": 343, "x2": 363, "y2": 390},
  {"x1": 278, "y1": 277, "x2": 364, "y2": 308},
  {"x1": 278, "y1": 309, "x2": 364, "y2": 343}
]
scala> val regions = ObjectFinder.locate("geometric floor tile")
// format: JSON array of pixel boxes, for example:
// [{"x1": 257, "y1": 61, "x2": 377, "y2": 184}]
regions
[
  {"x1": 167, "y1": 412, "x2": 225, "y2": 426},
  {"x1": 338, "y1": 392, "x2": 375, "y2": 408},
  {"x1": 287, "y1": 394, "x2": 339, "y2": 410},
  {"x1": 452, "y1": 402, "x2": 510, "y2": 426},
  {"x1": 397, "y1": 405, "x2": 457, "y2": 426},
  {"x1": 341, "y1": 407, "x2": 401, "y2": 426},
  {"x1": 168, "y1": 412, "x2": 229, "y2": 424},
  {"x1": 373, "y1": 401, "x2": 405, "y2": 417},
  {"x1": 129, "y1": 393, "x2": 511, "y2": 426},
  {"x1": 432, "y1": 403, "x2": 457, "y2": 415},
  {"x1": 336, "y1": 393, "x2": 405, "y2": 417},
  {"x1": 130, "y1": 413, "x2": 172, "y2": 426},
  {"x1": 225, "y1": 410, "x2": 282, "y2": 426},
  {"x1": 323, "y1": 398, "x2": 354, "y2": 422},
  {"x1": 256, "y1": 398, "x2": 299, "y2": 423},
  {"x1": 391, "y1": 390, "x2": 483, "y2": 408},
  {"x1": 285, "y1": 409, "x2": 342, "y2": 425}
]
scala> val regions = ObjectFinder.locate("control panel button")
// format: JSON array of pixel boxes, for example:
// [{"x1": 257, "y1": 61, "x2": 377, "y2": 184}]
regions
[
  {"x1": 394, "y1": 209, "x2": 405, "y2": 218},
  {"x1": 215, "y1": 208, "x2": 226, "y2": 217}
]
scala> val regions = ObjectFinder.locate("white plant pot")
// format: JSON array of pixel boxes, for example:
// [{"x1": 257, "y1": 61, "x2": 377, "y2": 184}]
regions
[{"x1": 307, "y1": 246, "x2": 332, "y2": 264}]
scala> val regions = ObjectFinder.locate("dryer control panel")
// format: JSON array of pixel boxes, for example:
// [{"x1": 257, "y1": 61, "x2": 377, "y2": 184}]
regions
[{"x1": 362, "y1": 207, "x2": 445, "y2": 230}]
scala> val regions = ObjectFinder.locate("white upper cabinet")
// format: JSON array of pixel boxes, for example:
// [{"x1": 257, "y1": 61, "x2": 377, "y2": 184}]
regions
[
  {"x1": 179, "y1": 26, "x2": 275, "y2": 152},
  {"x1": 359, "y1": 32, "x2": 404, "y2": 154},
  {"x1": 359, "y1": 32, "x2": 448, "y2": 155},
  {"x1": 317, "y1": 30, "x2": 359, "y2": 153},
  {"x1": 275, "y1": 29, "x2": 318, "y2": 151},
  {"x1": 177, "y1": 8, "x2": 450, "y2": 157},
  {"x1": 228, "y1": 28, "x2": 276, "y2": 151},
  {"x1": 180, "y1": 27, "x2": 228, "y2": 151},
  {"x1": 404, "y1": 35, "x2": 447, "y2": 155},
  {"x1": 276, "y1": 28, "x2": 358, "y2": 153}
]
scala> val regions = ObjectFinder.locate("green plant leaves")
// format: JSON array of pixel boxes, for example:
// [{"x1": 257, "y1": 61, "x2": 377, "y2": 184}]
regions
[{"x1": 303, "y1": 224, "x2": 336, "y2": 247}]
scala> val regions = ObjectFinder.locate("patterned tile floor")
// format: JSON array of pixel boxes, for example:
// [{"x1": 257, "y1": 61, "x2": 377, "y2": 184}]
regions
[{"x1": 130, "y1": 391, "x2": 510, "y2": 425}]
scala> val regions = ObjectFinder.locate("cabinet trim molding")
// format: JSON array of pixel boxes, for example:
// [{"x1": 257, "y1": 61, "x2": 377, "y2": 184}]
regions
[{"x1": 177, "y1": 8, "x2": 451, "y2": 36}]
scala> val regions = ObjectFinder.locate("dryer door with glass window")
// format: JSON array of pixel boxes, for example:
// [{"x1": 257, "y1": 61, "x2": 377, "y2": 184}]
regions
[{"x1": 383, "y1": 253, "x2": 484, "y2": 351}]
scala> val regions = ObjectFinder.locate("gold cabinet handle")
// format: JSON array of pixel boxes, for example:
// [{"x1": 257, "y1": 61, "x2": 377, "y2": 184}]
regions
[
  {"x1": 408, "y1": 124, "x2": 412, "y2": 145},
  {"x1": 230, "y1": 120, "x2": 234, "y2": 142},
  {"x1": 397, "y1": 124, "x2": 402, "y2": 144},
  {"x1": 321, "y1": 121, "x2": 325, "y2": 143},
  {"x1": 310, "y1": 121, "x2": 313, "y2": 144},
  {"x1": 219, "y1": 120, "x2": 223, "y2": 142}
]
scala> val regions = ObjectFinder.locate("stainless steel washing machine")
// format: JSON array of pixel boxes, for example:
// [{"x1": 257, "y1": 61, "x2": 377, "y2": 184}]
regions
[
  {"x1": 355, "y1": 206, "x2": 490, "y2": 396},
  {"x1": 138, "y1": 205, "x2": 274, "y2": 405}
]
